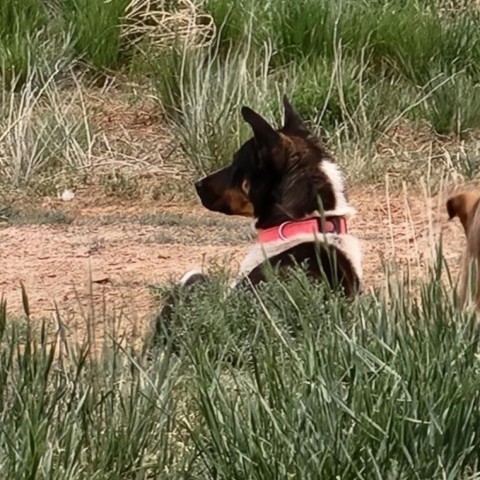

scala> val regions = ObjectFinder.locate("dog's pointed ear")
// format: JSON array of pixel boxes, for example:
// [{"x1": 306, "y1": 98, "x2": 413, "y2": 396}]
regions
[
  {"x1": 283, "y1": 95, "x2": 307, "y2": 133},
  {"x1": 241, "y1": 106, "x2": 279, "y2": 147}
]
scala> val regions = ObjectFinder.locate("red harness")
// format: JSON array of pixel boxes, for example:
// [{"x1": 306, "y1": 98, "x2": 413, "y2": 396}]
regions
[{"x1": 257, "y1": 216, "x2": 348, "y2": 244}]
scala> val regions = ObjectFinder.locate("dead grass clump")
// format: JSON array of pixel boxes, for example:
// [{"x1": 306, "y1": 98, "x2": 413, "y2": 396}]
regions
[{"x1": 122, "y1": 0, "x2": 215, "y2": 50}]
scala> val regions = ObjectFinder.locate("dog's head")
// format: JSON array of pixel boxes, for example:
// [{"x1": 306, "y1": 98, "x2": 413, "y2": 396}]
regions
[
  {"x1": 446, "y1": 191, "x2": 480, "y2": 234},
  {"x1": 195, "y1": 96, "x2": 350, "y2": 229}
]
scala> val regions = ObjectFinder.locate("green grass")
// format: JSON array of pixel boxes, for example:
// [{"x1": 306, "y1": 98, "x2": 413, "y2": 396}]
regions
[
  {"x1": 3, "y1": 0, "x2": 480, "y2": 186},
  {"x1": 60, "y1": 0, "x2": 131, "y2": 71},
  {"x1": 0, "y1": 0, "x2": 181, "y2": 83},
  {"x1": 150, "y1": 260, "x2": 480, "y2": 478},
  {"x1": 0, "y1": 0, "x2": 68, "y2": 88},
  {"x1": 0, "y1": 295, "x2": 179, "y2": 479},
  {"x1": 203, "y1": 0, "x2": 271, "y2": 51},
  {"x1": 148, "y1": 0, "x2": 480, "y2": 181},
  {"x1": 4, "y1": 258, "x2": 480, "y2": 477},
  {"x1": 151, "y1": 39, "x2": 284, "y2": 175},
  {"x1": 420, "y1": 72, "x2": 480, "y2": 135},
  {"x1": 1, "y1": 208, "x2": 74, "y2": 226}
]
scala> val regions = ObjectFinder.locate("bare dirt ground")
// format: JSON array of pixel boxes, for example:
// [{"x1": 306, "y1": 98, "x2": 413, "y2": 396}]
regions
[{"x1": 0, "y1": 183, "x2": 468, "y2": 346}]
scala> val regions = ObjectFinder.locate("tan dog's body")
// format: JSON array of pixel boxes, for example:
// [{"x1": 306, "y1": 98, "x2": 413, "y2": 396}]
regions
[{"x1": 447, "y1": 191, "x2": 480, "y2": 310}]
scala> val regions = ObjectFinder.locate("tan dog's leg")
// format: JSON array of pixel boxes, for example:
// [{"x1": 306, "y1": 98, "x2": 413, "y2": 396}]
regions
[
  {"x1": 459, "y1": 253, "x2": 479, "y2": 309},
  {"x1": 475, "y1": 257, "x2": 480, "y2": 311},
  {"x1": 458, "y1": 248, "x2": 469, "y2": 308}
]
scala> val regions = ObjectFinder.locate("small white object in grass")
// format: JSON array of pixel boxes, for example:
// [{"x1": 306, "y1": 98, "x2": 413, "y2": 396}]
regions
[{"x1": 61, "y1": 189, "x2": 75, "y2": 202}]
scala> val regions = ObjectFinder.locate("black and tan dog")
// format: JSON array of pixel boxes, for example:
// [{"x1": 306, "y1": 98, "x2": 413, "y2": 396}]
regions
[
  {"x1": 193, "y1": 96, "x2": 362, "y2": 292},
  {"x1": 155, "y1": 97, "x2": 363, "y2": 336},
  {"x1": 447, "y1": 190, "x2": 480, "y2": 310}
]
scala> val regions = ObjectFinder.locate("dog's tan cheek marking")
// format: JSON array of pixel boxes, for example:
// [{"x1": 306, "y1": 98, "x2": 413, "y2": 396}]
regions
[{"x1": 224, "y1": 188, "x2": 254, "y2": 216}]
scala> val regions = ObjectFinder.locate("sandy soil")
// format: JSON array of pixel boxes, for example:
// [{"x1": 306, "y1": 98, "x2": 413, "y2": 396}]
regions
[{"x1": 0, "y1": 183, "x2": 467, "y2": 346}]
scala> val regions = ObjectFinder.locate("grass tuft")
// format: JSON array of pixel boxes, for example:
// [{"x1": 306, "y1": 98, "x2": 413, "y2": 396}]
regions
[
  {"x1": 2, "y1": 259, "x2": 480, "y2": 477},
  {"x1": 152, "y1": 38, "x2": 283, "y2": 175},
  {"x1": 0, "y1": 0, "x2": 69, "y2": 88},
  {"x1": 153, "y1": 262, "x2": 480, "y2": 478},
  {"x1": 60, "y1": 0, "x2": 131, "y2": 71},
  {"x1": 0, "y1": 67, "x2": 94, "y2": 189},
  {"x1": 0, "y1": 309, "x2": 180, "y2": 478}
]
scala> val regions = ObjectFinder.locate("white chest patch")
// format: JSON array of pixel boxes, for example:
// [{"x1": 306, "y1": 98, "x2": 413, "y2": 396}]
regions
[{"x1": 231, "y1": 232, "x2": 362, "y2": 287}]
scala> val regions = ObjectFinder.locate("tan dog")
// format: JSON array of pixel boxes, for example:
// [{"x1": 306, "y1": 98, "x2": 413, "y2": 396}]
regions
[{"x1": 447, "y1": 191, "x2": 480, "y2": 310}]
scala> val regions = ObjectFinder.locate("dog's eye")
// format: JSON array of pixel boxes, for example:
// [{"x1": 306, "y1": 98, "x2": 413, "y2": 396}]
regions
[{"x1": 241, "y1": 179, "x2": 250, "y2": 195}]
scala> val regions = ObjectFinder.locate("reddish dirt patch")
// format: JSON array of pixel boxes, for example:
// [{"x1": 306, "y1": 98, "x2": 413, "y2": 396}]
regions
[
  {"x1": 0, "y1": 183, "x2": 468, "y2": 347},
  {"x1": 0, "y1": 206, "x2": 248, "y2": 346}
]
